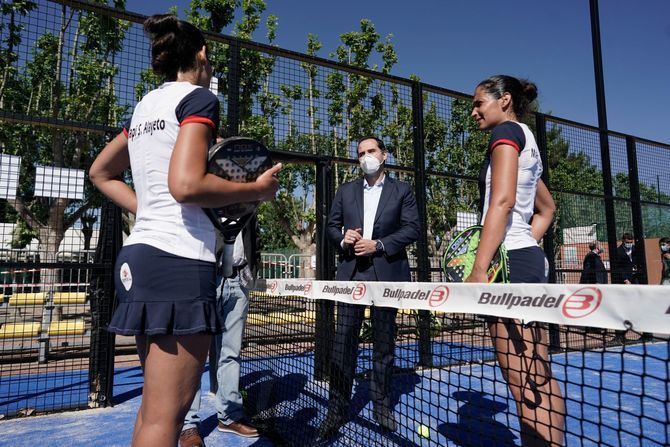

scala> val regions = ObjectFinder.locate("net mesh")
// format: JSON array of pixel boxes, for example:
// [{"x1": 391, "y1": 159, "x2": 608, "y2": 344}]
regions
[{"x1": 239, "y1": 289, "x2": 669, "y2": 447}]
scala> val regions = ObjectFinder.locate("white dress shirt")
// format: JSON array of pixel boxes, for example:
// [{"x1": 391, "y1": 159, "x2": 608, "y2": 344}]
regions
[{"x1": 363, "y1": 173, "x2": 385, "y2": 240}]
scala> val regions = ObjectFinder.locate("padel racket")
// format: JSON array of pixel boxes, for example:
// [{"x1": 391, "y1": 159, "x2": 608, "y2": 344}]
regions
[
  {"x1": 441, "y1": 225, "x2": 509, "y2": 283},
  {"x1": 205, "y1": 137, "x2": 272, "y2": 276}
]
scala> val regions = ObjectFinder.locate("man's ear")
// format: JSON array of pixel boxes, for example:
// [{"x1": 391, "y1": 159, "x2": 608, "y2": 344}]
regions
[{"x1": 381, "y1": 150, "x2": 388, "y2": 163}]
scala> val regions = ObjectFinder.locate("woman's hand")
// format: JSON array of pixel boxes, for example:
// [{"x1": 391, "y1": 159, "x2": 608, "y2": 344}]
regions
[
  {"x1": 465, "y1": 267, "x2": 489, "y2": 283},
  {"x1": 254, "y1": 163, "x2": 282, "y2": 201}
]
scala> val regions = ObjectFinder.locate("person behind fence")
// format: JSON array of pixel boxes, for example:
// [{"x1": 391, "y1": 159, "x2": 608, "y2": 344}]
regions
[
  {"x1": 613, "y1": 232, "x2": 641, "y2": 284},
  {"x1": 466, "y1": 75, "x2": 565, "y2": 446},
  {"x1": 318, "y1": 136, "x2": 420, "y2": 439},
  {"x1": 659, "y1": 237, "x2": 670, "y2": 285},
  {"x1": 579, "y1": 242, "x2": 608, "y2": 284},
  {"x1": 179, "y1": 223, "x2": 261, "y2": 447},
  {"x1": 89, "y1": 14, "x2": 280, "y2": 447}
]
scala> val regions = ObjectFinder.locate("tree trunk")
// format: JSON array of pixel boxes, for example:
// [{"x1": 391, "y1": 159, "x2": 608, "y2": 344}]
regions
[{"x1": 0, "y1": 9, "x2": 16, "y2": 109}]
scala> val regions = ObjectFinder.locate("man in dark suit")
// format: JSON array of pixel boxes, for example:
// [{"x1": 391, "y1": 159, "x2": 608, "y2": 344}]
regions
[
  {"x1": 579, "y1": 242, "x2": 608, "y2": 284},
  {"x1": 319, "y1": 136, "x2": 420, "y2": 439},
  {"x1": 613, "y1": 232, "x2": 641, "y2": 284}
]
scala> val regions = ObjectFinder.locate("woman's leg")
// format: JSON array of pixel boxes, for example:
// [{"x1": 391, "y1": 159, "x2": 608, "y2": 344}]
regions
[
  {"x1": 131, "y1": 335, "x2": 149, "y2": 445},
  {"x1": 489, "y1": 319, "x2": 565, "y2": 447},
  {"x1": 132, "y1": 333, "x2": 211, "y2": 447}
]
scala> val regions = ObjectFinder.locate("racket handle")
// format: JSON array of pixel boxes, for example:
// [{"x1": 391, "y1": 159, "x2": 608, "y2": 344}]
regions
[{"x1": 221, "y1": 241, "x2": 235, "y2": 278}]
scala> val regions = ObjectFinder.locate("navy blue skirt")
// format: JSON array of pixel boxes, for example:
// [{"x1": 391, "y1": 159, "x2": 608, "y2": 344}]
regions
[
  {"x1": 485, "y1": 246, "x2": 548, "y2": 324},
  {"x1": 507, "y1": 245, "x2": 548, "y2": 283},
  {"x1": 109, "y1": 243, "x2": 224, "y2": 336}
]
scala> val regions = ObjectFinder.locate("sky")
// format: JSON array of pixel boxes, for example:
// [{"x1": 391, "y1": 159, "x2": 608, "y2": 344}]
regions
[{"x1": 126, "y1": 0, "x2": 670, "y2": 145}]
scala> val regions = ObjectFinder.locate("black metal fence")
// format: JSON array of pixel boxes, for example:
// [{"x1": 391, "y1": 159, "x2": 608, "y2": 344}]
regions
[{"x1": 0, "y1": 0, "x2": 668, "y2": 420}]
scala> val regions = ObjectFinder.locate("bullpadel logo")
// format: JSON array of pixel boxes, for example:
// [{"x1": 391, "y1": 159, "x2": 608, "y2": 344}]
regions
[
  {"x1": 352, "y1": 283, "x2": 366, "y2": 301},
  {"x1": 283, "y1": 281, "x2": 312, "y2": 295},
  {"x1": 428, "y1": 286, "x2": 449, "y2": 307},
  {"x1": 269, "y1": 280, "x2": 278, "y2": 293},
  {"x1": 561, "y1": 287, "x2": 602, "y2": 319}
]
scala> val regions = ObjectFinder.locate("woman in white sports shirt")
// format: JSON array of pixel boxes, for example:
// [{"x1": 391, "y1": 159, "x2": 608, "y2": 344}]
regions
[
  {"x1": 466, "y1": 75, "x2": 565, "y2": 446},
  {"x1": 89, "y1": 15, "x2": 280, "y2": 446}
]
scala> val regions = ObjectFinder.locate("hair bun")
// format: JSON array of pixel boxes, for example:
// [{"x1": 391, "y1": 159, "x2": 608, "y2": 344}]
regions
[
  {"x1": 521, "y1": 80, "x2": 538, "y2": 103},
  {"x1": 144, "y1": 14, "x2": 179, "y2": 36}
]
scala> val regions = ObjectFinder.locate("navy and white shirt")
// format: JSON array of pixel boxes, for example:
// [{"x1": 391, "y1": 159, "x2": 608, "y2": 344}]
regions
[
  {"x1": 480, "y1": 121, "x2": 543, "y2": 250},
  {"x1": 122, "y1": 82, "x2": 220, "y2": 262}
]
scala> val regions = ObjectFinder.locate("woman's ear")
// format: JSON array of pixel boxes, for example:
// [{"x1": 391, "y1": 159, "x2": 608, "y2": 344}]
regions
[
  {"x1": 499, "y1": 92, "x2": 512, "y2": 111},
  {"x1": 197, "y1": 45, "x2": 207, "y2": 64}
]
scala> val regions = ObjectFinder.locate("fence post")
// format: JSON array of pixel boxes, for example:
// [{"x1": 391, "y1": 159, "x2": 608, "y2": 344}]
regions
[
  {"x1": 535, "y1": 113, "x2": 561, "y2": 351},
  {"x1": 88, "y1": 199, "x2": 122, "y2": 408},
  {"x1": 411, "y1": 81, "x2": 433, "y2": 367},
  {"x1": 590, "y1": 0, "x2": 619, "y2": 283},
  {"x1": 225, "y1": 40, "x2": 241, "y2": 137},
  {"x1": 208, "y1": 39, "x2": 243, "y2": 391},
  {"x1": 314, "y1": 158, "x2": 335, "y2": 381},
  {"x1": 625, "y1": 136, "x2": 647, "y2": 284},
  {"x1": 535, "y1": 114, "x2": 556, "y2": 284}
]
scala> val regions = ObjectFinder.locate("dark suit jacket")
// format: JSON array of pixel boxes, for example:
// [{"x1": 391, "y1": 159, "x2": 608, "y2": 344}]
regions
[
  {"x1": 327, "y1": 175, "x2": 420, "y2": 281},
  {"x1": 580, "y1": 251, "x2": 608, "y2": 284},
  {"x1": 613, "y1": 245, "x2": 640, "y2": 284}
]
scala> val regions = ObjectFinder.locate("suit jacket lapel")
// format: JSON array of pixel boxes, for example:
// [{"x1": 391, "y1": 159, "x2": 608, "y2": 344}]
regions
[
  {"x1": 354, "y1": 180, "x2": 364, "y2": 227},
  {"x1": 374, "y1": 177, "x2": 394, "y2": 225}
]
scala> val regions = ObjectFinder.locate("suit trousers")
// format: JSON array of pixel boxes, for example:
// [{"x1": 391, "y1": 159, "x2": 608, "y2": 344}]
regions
[
  {"x1": 328, "y1": 261, "x2": 398, "y2": 417},
  {"x1": 329, "y1": 303, "x2": 397, "y2": 415}
]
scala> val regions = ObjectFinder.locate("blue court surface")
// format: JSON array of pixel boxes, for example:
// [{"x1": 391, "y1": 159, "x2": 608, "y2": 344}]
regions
[{"x1": 0, "y1": 342, "x2": 668, "y2": 446}]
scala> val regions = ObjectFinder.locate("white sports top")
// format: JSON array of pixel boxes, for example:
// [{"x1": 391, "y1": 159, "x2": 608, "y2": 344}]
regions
[
  {"x1": 481, "y1": 121, "x2": 543, "y2": 250},
  {"x1": 122, "y1": 81, "x2": 219, "y2": 262}
]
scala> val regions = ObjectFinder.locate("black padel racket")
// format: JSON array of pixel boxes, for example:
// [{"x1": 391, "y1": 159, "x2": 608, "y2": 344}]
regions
[
  {"x1": 441, "y1": 225, "x2": 509, "y2": 283},
  {"x1": 205, "y1": 137, "x2": 272, "y2": 276}
]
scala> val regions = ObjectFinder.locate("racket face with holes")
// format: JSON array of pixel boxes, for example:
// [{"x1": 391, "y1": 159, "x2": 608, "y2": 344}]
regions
[
  {"x1": 441, "y1": 225, "x2": 509, "y2": 283},
  {"x1": 207, "y1": 137, "x2": 272, "y2": 221}
]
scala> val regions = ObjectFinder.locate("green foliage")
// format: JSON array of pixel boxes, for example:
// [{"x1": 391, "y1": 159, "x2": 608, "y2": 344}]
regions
[
  {"x1": 0, "y1": 1, "x2": 128, "y2": 252},
  {"x1": 422, "y1": 98, "x2": 487, "y2": 254}
]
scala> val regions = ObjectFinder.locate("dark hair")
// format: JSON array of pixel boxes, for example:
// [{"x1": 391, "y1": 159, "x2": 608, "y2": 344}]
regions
[
  {"x1": 660, "y1": 237, "x2": 669, "y2": 245},
  {"x1": 621, "y1": 232, "x2": 634, "y2": 241},
  {"x1": 477, "y1": 75, "x2": 538, "y2": 119},
  {"x1": 357, "y1": 136, "x2": 387, "y2": 152},
  {"x1": 144, "y1": 14, "x2": 206, "y2": 81},
  {"x1": 589, "y1": 242, "x2": 598, "y2": 251}
]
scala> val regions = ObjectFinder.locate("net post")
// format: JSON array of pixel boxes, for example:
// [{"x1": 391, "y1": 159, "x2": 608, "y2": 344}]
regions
[
  {"x1": 411, "y1": 81, "x2": 433, "y2": 367},
  {"x1": 314, "y1": 158, "x2": 335, "y2": 381}
]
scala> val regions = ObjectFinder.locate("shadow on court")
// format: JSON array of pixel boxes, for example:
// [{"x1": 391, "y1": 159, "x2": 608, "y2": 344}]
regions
[{"x1": 439, "y1": 390, "x2": 518, "y2": 447}]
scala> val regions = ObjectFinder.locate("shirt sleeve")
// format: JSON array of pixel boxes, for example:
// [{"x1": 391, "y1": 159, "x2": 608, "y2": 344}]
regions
[
  {"x1": 489, "y1": 121, "x2": 526, "y2": 154},
  {"x1": 175, "y1": 87, "x2": 220, "y2": 131}
]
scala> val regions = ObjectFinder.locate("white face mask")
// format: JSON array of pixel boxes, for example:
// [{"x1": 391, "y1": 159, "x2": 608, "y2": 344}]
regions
[
  {"x1": 360, "y1": 154, "x2": 382, "y2": 175},
  {"x1": 662, "y1": 244, "x2": 669, "y2": 253},
  {"x1": 624, "y1": 243, "x2": 633, "y2": 250}
]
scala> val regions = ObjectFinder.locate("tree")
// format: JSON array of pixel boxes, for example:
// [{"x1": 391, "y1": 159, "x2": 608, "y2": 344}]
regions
[
  {"x1": 0, "y1": 1, "x2": 128, "y2": 261},
  {"x1": 327, "y1": 20, "x2": 398, "y2": 186},
  {"x1": 423, "y1": 97, "x2": 488, "y2": 255}
]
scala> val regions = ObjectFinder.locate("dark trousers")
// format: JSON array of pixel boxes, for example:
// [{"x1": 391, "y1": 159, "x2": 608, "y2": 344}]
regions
[{"x1": 328, "y1": 301, "x2": 397, "y2": 417}]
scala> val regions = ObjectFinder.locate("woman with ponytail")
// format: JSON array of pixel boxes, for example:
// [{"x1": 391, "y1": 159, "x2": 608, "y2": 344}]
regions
[
  {"x1": 466, "y1": 75, "x2": 565, "y2": 446},
  {"x1": 90, "y1": 14, "x2": 280, "y2": 446}
]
